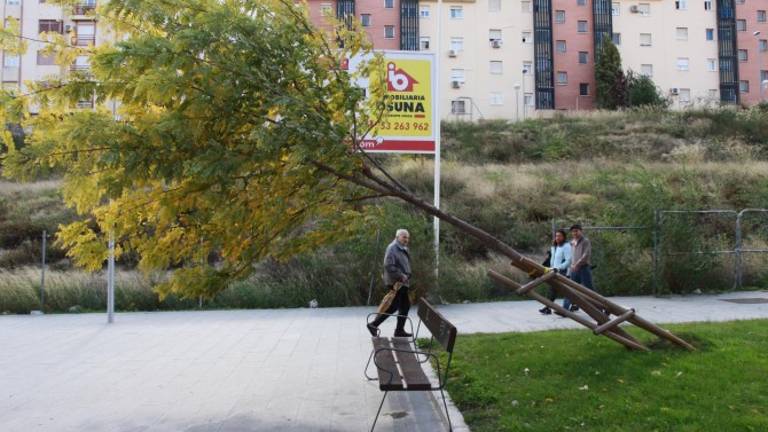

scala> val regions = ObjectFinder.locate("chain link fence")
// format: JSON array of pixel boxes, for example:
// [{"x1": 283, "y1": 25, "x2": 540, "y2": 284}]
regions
[{"x1": 554, "y1": 208, "x2": 768, "y2": 297}]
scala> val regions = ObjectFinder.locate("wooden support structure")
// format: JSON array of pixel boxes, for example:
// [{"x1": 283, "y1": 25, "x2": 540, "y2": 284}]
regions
[{"x1": 488, "y1": 263, "x2": 696, "y2": 352}]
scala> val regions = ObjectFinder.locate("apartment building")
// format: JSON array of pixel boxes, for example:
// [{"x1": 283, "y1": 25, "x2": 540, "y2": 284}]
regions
[
  {"x1": 735, "y1": 0, "x2": 768, "y2": 105},
  {"x1": 419, "y1": 0, "x2": 535, "y2": 120},
  {"x1": 612, "y1": 0, "x2": 721, "y2": 108},
  {"x1": 1, "y1": 0, "x2": 105, "y2": 108}
]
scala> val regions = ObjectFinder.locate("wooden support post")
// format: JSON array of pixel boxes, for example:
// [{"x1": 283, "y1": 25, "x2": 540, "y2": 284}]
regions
[
  {"x1": 488, "y1": 271, "x2": 650, "y2": 352},
  {"x1": 562, "y1": 286, "x2": 642, "y2": 346},
  {"x1": 516, "y1": 271, "x2": 557, "y2": 295},
  {"x1": 594, "y1": 309, "x2": 635, "y2": 335}
]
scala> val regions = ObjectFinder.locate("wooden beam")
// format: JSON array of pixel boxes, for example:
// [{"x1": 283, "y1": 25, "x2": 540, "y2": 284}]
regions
[
  {"x1": 594, "y1": 309, "x2": 635, "y2": 335},
  {"x1": 488, "y1": 271, "x2": 650, "y2": 352},
  {"x1": 515, "y1": 271, "x2": 557, "y2": 295}
]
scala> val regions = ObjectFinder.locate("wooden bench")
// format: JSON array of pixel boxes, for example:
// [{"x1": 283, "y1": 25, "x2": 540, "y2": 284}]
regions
[{"x1": 364, "y1": 298, "x2": 458, "y2": 431}]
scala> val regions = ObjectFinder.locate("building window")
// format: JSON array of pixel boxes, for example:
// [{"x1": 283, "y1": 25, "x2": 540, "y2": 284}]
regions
[
  {"x1": 579, "y1": 83, "x2": 589, "y2": 96},
  {"x1": 451, "y1": 68, "x2": 465, "y2": 83},
  {"x1": 676, "y1": 57, "x2": 689, "y2": 71},
  {"x1": 384, "y1": 0, "x2": 394, "y2": 8},
  {"x1": 451, "y1": 100, "x2": 466, "y2": 114},
  {"x1": 556, "y1": 71, "x2": 568, "y2": 85},
  {"x1": 384, "y1": 25, "x2": 395, "y2": 39},
  {"x1": 521, "y1": 1, "x2": 531, "y2": 13},
  {"x1": 675, "y1": 0, "x2": 687, "y2": 10},
  {"x1": 708, "y1": 89, "x2": 719, "y2": 99},
  {"x1": 420, "y1": 5, "x2": 430, "y2": 18},
  {"x1": 450, "y1": 37, "x2": 464, "y2": 52},
  {"x1": 489, "y1": 29, "x2": 502, "y2": 43},
  {"x1": 37, "y1": 50, "x2": 56, "y2": 65},
  {"x1": 612, "y1": 33, "x2": 621, "y2": 45},
  {"x1": 638, "y1": 3, "x2": 650, "y2": 15},
  {"x1": 7, "y1": 0, "x2": 20, "y2": 5},
  {"x1": 738, "y1": 49, "x2": 748, "y2": 62},
  {"x1": 577, "y1": 20, "x2": 588, "y2": 33},
  {"x1": 704, "y1": 1, "x2": 712, "y2": 11},
  {"x1": 490, "y1": 61, "x2": 503, "y2": 74},
  {"x1": 555, "y1": 10, "x2": 566, "y2": 24},
  {"x1": 3, "y1": 54, "x2": 20, "y2": 67},
  {"x1": 361, "y1": 14, "x2": 371, "y2": 27},
  {"x1": 522, "y1": 31, "x2": 532, "y2": 43},
  {"x1": 612, "y1": 2, "x2": 620, "y2": 16},
  {"x1": 640, "y1": 33, "x2": 652, "y2": 46},
  {"x1": 489, "y1": 0, "x2": 501, "y2": 13},
  {"x1": 490, "y1": 92, "x2": 504, "y2": 105},
  {"x1": 577, "y1": 0, "x2": 586, "y2": 5},
  {"x1": 760, "y1": 40, "x2": 768, "y2": 52},
  {"x1": 320, "y1": 2, "x2": 332, "y2": 15},
  {"x1": 73, "y1": 55, "x2": 90, "y2": 71},
  {"x1": 578, "y1": 51, "x2": 589, "y2": 64},
  {"x1": 740, "y1": 80, "x2": 749, "y2": 93},
  {"x1": 39, "y1": 19, "x2": 63, "y2": 34},
  {"x1": 679, "y1": 88, "x2": 691, "y2": 104},
  {"x1": 707, "y1": 58, "x2": 717, "y2": 72},
  {"x1": 420, "y1": 36, "x2": 430, "y2": 50},
  {"x1": 556, "y1": 40, "x2": 567, "y2": 53},
  {"x1": 758, "y1": 10, "x2": 767, "y2": 23},
  {"x1": 523, "y1": 61, "x2": 533, "y2": 74},
  {"x1": 761, "y1": 70, "x2": 768, "y2": 83},
  {"x1": 450, "y1": 6, "x2": 463, "y2": 19},
  {"x1": 75, "y1": 22, "x2": 95, "y2": 46},
  {"x1": 641, "y1": 64, "x2": 653, "y2": 76},
  {"x1": 736, "y1": 19, "x2": 746, "y2": 31},
  {"x1": 676, "y1": 27, "x2": 688, "y2": 41},
  {"x1": 706, "y1": 28, "x2": 714, "y2": 41}
]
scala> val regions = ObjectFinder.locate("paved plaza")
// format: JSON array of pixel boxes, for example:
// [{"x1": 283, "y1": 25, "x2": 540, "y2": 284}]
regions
[{"x1": 1, "y1": 290, "x2": 767, "y2": 431}]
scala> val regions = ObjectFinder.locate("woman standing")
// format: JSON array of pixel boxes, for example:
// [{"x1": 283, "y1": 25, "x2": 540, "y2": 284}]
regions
[{"x1": 539, "y1": 229, "x2": 572, "y2": 315}]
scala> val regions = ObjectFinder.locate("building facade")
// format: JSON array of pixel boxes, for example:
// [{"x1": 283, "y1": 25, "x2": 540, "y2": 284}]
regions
[{"x1": 1, "y1": 0, "x2": 107, "y2": 107}]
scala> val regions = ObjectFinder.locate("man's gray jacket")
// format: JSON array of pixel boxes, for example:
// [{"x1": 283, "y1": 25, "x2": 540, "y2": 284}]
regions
[{"x1": 383, "y1": 240, "x2": 412, "y2": 287}]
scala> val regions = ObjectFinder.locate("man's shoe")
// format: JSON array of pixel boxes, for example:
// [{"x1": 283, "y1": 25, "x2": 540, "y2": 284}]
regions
[
  {"x1": 539, "y1": 307, "x2": 552, "y2": 315},
  {"x1": 569, "y1": 305, "x2": 580, "y2": 312},
  {"x1": 367, "y1": 323, "x2": 379, "y2": 337},
  {"x1": 394, "y1": 329, "x2": 413, "y2": 338}
]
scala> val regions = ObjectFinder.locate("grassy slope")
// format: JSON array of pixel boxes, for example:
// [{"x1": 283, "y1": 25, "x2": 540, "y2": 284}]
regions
[{"x1": 446, "y1": 320, "x2": 768, "y2": 432}]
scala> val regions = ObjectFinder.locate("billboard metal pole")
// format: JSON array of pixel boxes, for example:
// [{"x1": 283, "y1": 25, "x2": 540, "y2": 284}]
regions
[
  {"x1": 433, "y1": 0, "x2": 442, "y2": 282},
  {"x1": 107, "y1": 233, "x2": 115, "y2": 323}
]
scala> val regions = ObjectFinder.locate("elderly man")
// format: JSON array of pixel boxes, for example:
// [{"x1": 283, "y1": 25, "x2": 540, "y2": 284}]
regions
[{"x1": 367, "y1": 229, "x2": 413, "y2": 338}]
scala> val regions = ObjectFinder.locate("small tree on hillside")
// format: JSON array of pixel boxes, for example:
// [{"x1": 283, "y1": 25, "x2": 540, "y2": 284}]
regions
[
  {"x1": 626, "y1": 71, "x2": 668, "y2": 108},
  {"x1": 595, "y1": 35, "x2": 627, "y2": 110}
]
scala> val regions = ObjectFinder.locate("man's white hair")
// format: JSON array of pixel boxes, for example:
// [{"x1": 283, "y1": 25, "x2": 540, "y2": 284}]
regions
[{"x1": 396, "y1": 229, "x2": 410, "y2": 238}]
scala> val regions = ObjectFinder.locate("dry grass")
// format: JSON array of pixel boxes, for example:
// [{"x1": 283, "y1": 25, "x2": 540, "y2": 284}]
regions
[{"x1": 0, "y1": 180, "x2": 62, "y2": 196}]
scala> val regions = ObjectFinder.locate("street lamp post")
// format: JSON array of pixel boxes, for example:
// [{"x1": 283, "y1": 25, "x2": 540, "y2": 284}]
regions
[
  {"x1": 514, "y1": 83, "x2": 521, "y2": 121},
  {"x1": 755, "y1": 31, "x2": 765, "y2": 102},
  {"x1": 521, "y1": 69, "x2": 528, "y2": 120}
]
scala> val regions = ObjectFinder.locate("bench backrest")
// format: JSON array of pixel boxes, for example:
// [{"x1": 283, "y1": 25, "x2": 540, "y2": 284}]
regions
[{"x1": 417, "y1": 298, "x2": 457, "y2": 354}]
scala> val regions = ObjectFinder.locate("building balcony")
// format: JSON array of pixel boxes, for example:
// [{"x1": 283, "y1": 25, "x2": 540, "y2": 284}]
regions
[
  {"x1": 74, "y1": 36, "x2": 96, "y2": 46},
  {"x1": 71, "y1": 1, "x2": 97, "y2": 18}
]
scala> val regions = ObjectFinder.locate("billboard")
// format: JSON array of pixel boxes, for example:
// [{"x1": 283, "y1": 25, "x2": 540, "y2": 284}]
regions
[{"x1": 347, "y1": 51, "x2": 437, "y2": 154}]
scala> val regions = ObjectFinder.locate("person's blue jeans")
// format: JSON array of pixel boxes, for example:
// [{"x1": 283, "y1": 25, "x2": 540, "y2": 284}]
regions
[{"x1": 564, "y1": 266, "x2": 595, "y2": 310}]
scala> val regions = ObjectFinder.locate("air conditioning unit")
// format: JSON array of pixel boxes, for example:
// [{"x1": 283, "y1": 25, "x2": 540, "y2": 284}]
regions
[
  {"x1": 630, "y1": 5, "x2": 639, "y2": 13},
  {"x1": 448, "y1": 49, "x2": 458, "y2": 57},
  {"x1": 451, "y1": 80, "x2": 461, "y2": 89},
  {"x1": 490, "y1": 39, "x2": 502, "y2": 48},
  {"x1": 670, "y1": 88, "x2": 680, "y2": 95}
]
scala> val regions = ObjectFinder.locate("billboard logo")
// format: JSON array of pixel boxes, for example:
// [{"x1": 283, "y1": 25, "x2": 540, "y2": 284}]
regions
[{"x1": 387, "y1": 62, "x2": 419, "y2": 92}]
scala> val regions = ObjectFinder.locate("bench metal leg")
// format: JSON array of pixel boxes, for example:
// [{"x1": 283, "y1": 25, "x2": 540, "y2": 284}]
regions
[
  {"x1": 364, "y1": 349, "x2": 378, "y2": 381},
  {"x1": 370, "y1": 391, "x2": 388, "y2": 432},
  {"x1": 439, "y1": 387, "x2": 453, "y2": 432}
]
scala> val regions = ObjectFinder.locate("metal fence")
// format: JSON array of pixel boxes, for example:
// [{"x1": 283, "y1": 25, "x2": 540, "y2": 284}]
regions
[{"x1": 554, "y1": 208, "x2": 768, "y2": 296}]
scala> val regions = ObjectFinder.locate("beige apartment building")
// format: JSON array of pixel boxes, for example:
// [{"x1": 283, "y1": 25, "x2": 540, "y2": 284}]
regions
[
  {"x1": 612, "y1": 0, "x2": 721, "y2": 108},
  {"x1": 1, "y1": 0, "x2": 106, "y2": 108},
  {"x1": 418, "y1": 0, "x2": 536, "y2": 121}
]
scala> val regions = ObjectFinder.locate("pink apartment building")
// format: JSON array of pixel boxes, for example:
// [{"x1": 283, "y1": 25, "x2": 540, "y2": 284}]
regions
[{"x1": 735, "y1": 0, "x2": 768, "y2": 105}]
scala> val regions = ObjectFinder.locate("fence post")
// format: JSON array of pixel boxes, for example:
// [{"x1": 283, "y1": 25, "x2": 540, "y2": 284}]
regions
[
  {"x1": 652, "y1": 210, "x2": 660, "y2": 297},
  {"x1": 107, "y1": 234, "x2": 115, "y2": 324},
  {"x1": 40, "y1": 230, "x2": 47, "y2": 311},
  {"x1": 735, "y1": 210, "x2": 744, "y2": 290}
]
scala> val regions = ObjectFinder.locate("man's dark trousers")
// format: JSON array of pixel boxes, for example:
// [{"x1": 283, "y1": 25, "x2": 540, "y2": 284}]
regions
[
  {"x1": 564, "y1": 266, "x2": 595, "y2": 310},
  {"x1": 372, "y1": 285, "x2": 411, "y2": 331}
]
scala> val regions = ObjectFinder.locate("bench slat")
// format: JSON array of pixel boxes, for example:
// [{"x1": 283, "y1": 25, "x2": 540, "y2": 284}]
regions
[{"x1": 373, "y1": 338, "x2": 433, "y2": 391}]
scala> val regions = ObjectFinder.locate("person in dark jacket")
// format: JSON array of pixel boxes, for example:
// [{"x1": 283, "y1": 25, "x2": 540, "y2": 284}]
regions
[{"x1": 367, "y1": 229, "x2": 413, "y2": 337}]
